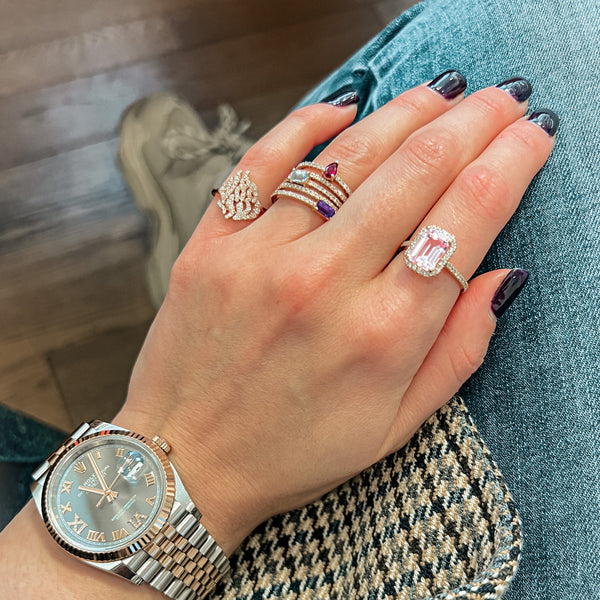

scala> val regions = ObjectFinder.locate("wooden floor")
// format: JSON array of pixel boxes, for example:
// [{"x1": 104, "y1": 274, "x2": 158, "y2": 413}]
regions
[{"x1": 0, "y1": 0, "x2": 416, "y2": 433}]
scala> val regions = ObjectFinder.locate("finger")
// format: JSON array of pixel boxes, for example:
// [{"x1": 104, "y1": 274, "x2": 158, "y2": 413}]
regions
[
  {"x1": 386, "y1": 109, "x2": 557, "y2": 310},
  {"x1": 318, "y1": 79, "x2": 533, "y2": 276},
  {"x1": 259, "y1": 71, "x2": 467, "y2": 241},
  {"x1": 196, "y1": 100, "x2": 359, "y2": 238},
  {"x1": 379, "y1": 269, "x2": 528, "y2": 457}
]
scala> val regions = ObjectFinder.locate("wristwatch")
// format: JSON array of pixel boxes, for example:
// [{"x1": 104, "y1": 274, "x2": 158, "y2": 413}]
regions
[{"x1": 31, "y1": 420, "x2": 231, "y2": 599}]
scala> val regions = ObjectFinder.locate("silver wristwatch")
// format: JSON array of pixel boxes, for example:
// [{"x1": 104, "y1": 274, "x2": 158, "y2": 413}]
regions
[{"x1": 31, "y1": 420, "x2": 231, "y2": 599}]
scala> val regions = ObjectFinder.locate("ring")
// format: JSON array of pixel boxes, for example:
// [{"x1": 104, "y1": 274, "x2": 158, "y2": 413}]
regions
[
  {"x1": 216, "y1": 170, "x2": 262, "y2": 220},
  {"x1": 400, "y1": 225, "x2": 469, "y2": 292},
  {"x1": 271, "y1": 161, "x2": 351, "y2": 220}
]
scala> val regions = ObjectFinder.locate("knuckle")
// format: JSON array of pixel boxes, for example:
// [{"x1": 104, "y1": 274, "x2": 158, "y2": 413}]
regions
[
  {"x1": 402, "y1": 129, "x2": 458, "y2": 177},
  {"x1": 355, "y1": 288, "x2": 419, "y2": 359},
  {"x1": 448, "y1": 337, "x2": 488, "y2": 383},
  {"x1": 391, "y1": 85, "x2": 439, "y2": 118},
  {"x1": 168, "y1": 248, "x2": 200, "y2": 296},
  {"x1": 329, "y1": 129, "x2": 384, "y2": 169},
  {"x1": 168, "y1": 238, "x2": 224, "y2": 297},
  {"x1": 241, "y1": 141, "x2": 283, "y2": 172},
  {"x1": 469, "y1": 90, "x2": 508, "y2": 121},
  {"x1": 456, "y1": 164, "x2": 512, "y2": 222},
  {"x1": 499, "y1": 123, "x2": 547, "y2": 155},
  {"x1": 270, "y1": 267, "x2": 318, "y2": 318},
  {"x1": 354, "y1": 319, "x2": 391, "y2": 355},
  {"x1": 285, "y1": 104, "x2": 327, "y2": 129}
]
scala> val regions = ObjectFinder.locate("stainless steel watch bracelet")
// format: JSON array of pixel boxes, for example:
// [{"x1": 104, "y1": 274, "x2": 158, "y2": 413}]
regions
[{"x1": 124, "y1": 497, "x2": 231, "y2": 599}]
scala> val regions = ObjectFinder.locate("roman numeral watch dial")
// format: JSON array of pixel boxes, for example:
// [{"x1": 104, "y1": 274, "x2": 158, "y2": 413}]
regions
[{"x1": 42, "y1": 431, "x2": 173, "y2": 560}]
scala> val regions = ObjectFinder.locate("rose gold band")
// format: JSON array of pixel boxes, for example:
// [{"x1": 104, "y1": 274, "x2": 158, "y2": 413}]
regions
[{"x1": 126, "y1": 499, "x2": 230, "y2": 599}]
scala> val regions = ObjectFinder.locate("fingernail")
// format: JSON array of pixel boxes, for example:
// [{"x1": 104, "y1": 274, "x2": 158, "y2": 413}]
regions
[
  {"x1": 496, "y1": 77, "x2": 532, "y2": 103},
  {"x1": 321, "y1": 85, "x2": 360, "y2": 107},
  {"x1": 490, "y1": 269, "x2": 529, "y2": 319},
  {"x1": 528, "y1": 109, "x2": 560, "y2": 136},
  {"x1": 427, "y1": 70, "x2": 467, "y2": 100}
]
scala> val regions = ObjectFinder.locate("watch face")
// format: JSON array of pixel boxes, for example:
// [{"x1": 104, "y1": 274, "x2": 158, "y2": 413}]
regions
[{"x1": 43, "y1": 431, "x2": 175, "y2": 561}]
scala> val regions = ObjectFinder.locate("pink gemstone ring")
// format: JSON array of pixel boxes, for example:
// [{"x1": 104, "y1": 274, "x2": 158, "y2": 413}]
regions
[{"x1": 400, "y1": 225, "x2": 468, "y2": 292}]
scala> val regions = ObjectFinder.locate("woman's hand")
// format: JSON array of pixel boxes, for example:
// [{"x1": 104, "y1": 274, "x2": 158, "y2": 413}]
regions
[{"x1": 116, "y1": 71, "x2": 557, "y2": 555}]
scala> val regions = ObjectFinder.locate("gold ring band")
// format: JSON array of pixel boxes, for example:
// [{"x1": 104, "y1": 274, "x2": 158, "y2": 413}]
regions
[{"x1": 271, "y1": 161, "x2": 351, "y2": 220}]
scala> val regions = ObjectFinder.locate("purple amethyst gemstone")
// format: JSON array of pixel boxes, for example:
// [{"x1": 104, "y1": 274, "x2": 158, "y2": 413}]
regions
[{"x1": 316, "y1": 200, "x2": 335, "y2": 219}]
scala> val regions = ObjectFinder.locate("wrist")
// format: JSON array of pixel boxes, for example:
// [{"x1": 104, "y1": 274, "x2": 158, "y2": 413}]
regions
[{"x1": 112, "y1": 407, "x2": 260, "y2": 556}]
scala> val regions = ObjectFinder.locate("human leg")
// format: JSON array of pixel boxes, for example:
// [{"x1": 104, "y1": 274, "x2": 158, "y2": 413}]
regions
[{"x1": 294, "y1": 1, "x2": 600, "y2": 598}]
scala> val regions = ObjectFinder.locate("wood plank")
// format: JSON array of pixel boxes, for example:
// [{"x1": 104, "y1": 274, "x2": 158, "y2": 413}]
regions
[
  {"x1": 0, "y1": 141, "x2": 154, "y2": 359},
  {"x1": 0, "y1": 139, "x2": 137, "y2": 258},
  {"x1": 0, "y1": 354, "x2": 73, "y2": 432},
  {"x1": 0, "y1": 1, "x2": 378, "y2": 98},
  {"x1": 0, "y1": 8, "x2": 381, "y2": 169},
  {"x1": 0, "y1": 81, "x2": 310, "y2": 172},
  {"x1": 0, "y1": 0, "x2": 371, "y2": 54},
  {"x1": 47, "y1": 321, "x2": 152, "y2": 425},
  {"x1": 0, "y1": 0, "x2": 200, "y2": 53},
  {"x1": 0, "y1": 255, "x2": 154, "y2": 368},
  {"x1": 0, "y1": 0, "x2": 385, "y2": 436}
]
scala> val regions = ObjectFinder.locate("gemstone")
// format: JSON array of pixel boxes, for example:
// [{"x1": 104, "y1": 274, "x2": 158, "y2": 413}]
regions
[
  {"x1": 289, "y1": 169, "x2": 309, "y2": 184},
  {"x1": 316, "y1": 200, "x2": 335, "y2": 219},
  {"x1": 406, "y1": 226, "x2": 454, "y2": 273},
  {"x1": 324, "y1": 162, "x2": 338, "y2": 179}
]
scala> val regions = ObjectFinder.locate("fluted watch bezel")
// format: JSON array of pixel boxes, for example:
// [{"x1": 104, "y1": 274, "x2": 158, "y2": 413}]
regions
[{"x1": 41, "y1": 429, "x2": 176, "y2": 563}]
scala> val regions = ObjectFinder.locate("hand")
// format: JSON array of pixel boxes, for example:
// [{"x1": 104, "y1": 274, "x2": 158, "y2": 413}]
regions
[{"x1": 115, "y1": 73, "x2": 556, "y2": 555}]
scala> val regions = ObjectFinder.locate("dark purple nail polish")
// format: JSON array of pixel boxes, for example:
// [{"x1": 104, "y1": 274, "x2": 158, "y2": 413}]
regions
[
  {"x1": 496, "y1": 77, "x2": 532, "y2": 103},
  {"x1": 528, "y1": 109, "x2": 560, "y2": 136},
  {"x1": 427, "y1": 70, "x2": 467, "y2": 99},
  {"x1": 321, "y1": 86, "x2": 360, "y2": 107},
  {"x1": 491, "y1": 269, "x2": 529, "y2": 319}
]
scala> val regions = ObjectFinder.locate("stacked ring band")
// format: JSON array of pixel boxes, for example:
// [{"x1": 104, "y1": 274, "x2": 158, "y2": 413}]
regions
[
  {"x1": 401, "y1": 225, "x2": 469, "y2": 292},
  {"x1": 271, "y1": 161, "x2": 351, "y2": 219}
]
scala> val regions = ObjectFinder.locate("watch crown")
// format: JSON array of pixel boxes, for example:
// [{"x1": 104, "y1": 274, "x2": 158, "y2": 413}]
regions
[{"x1": 152, "y1": 435, "x2": 171, "y2": 454}]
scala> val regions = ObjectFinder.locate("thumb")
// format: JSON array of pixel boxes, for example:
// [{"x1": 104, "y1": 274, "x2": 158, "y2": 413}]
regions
[{"x1": 381, "y1": 268, "x2": 529, "y2": 456}]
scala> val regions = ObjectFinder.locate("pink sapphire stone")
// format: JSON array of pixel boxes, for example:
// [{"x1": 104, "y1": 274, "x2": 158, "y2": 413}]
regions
[
  {"x1": 324, "y1": 162, "x2": 338, "y2": 179},
  {"x1": 406, "y1": 226, "x2": 453, "y2": 272}
]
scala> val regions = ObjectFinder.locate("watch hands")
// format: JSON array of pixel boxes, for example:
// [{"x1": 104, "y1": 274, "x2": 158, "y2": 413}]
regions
[
  {"x1": 89, "y1": 454, "x2": 109, "y2": 492},
  {"x1": 106, "y1": 471, "x2": 122, "y2": 491},
  {"x1": 89, "y1": 454, "x2": 118, "y2": 507},
  {"x1": 96, "y1": 471, "x2": 122, "y2": 508},
  {"x1": 78, "y1": 485, "x2": 119, "y2": 498}
]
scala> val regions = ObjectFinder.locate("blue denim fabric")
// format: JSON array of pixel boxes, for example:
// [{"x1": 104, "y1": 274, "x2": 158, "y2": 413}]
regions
[{"x1": 294, "y1": 1, "x2": 600, "y2": 598}]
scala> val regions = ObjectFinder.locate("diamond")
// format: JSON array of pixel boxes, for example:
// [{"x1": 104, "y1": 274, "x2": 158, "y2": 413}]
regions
[
  {"x1": 217, "y1": 170, "x2": 261, "y2": 220},
  {"x1": 405, "y1": 226, "x2": 455, "y2": 275},
  {"x1": 289, "y1": 169, "x2": 309, "y2": 184},
  {"x1": 324, "y1": 162, "x2": 338, "y2": 179}
]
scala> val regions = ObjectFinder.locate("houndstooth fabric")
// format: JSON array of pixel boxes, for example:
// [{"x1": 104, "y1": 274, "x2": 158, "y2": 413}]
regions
[{"x1": 215, "y1": 395, "x2": 521, "y2": 599}]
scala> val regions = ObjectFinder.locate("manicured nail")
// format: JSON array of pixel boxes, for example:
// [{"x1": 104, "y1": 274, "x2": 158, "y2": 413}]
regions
[
  {"x1": 496, "y1": 77, "x2": 532, "y2": 103},
  {"x1": 528, "y1": 109, "x2": 560, "y2": 136},
  {"x1": 321, "y1": 86, "x2": 360, "y2": 107},
  {"x1": 490, "y1": 269, "x2": 529, "y2": 319},
  {"x1": 427, "y1": 70, "x2": 467, "y2": 100}
]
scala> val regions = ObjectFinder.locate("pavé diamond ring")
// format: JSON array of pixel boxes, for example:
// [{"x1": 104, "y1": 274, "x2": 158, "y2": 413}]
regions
[
  {"x1": 400, "y1": 225, "x2": 469, "y2": 292},
  {"x1": 271, "y1": 161, "x2": 351, "y2": 220},
  {"x1": 216, "y1": 170, "x2": 263, "y2": 220}
]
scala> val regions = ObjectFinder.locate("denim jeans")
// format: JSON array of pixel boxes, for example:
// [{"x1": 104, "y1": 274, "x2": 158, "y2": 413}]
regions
[{"x1": 294, "y1": 1, "x2": 600, "y2": 598}]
